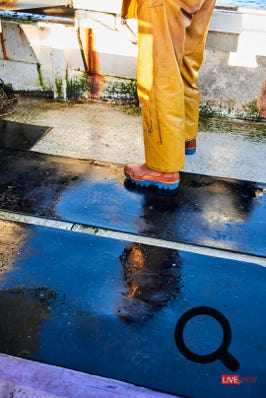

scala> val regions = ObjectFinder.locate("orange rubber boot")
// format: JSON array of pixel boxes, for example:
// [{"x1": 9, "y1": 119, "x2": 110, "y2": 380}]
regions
[{"x1": 124, "y1": 163, "x2": 180, "y2": 190}]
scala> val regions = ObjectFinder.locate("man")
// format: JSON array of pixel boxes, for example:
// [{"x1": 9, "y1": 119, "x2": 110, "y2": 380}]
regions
[{"x1": 122, "y1": 0, "x2": 216, "y2": 190}]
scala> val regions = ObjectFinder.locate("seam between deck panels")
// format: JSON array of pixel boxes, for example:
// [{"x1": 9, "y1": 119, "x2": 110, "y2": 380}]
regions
[{"x1": 0, "y1": 210, "x2": 265, "y2": 268}]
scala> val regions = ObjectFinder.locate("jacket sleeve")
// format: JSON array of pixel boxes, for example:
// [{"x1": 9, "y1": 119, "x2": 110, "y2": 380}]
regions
[{"x1": 121, "y1": 0, "x2": 137, "y2": 19}]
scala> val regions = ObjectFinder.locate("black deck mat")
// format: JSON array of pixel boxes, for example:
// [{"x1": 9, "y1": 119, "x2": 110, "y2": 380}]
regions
[
  {"x1": 0, "y1": 148, "x2": 265, "y2": 257},
  {"x1": 0, "y1": 120, "x2": 50, "y2": 150},
  {"x1": 0, "y1": 220, "x2": 265, "y2": 398}
]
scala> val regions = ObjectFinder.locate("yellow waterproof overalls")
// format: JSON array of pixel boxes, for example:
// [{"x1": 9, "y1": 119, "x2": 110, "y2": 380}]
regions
[{"x1": 121, "y1": 0, "x2": 216, "y2": 172}]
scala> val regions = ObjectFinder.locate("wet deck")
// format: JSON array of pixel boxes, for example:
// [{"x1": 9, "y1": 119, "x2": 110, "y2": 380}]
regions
[
  {"x1": 0, "y1": 220, "x2": 265, "y2": 398},
  {"x1": 0, "y1": 148, "x2": 265, "y2": 257},
  {"x1": 0, "y1": 120, "x2": 50, "y2": 150},
  {"x1": 0, "y1": 98, "x2": 266, "y2": 398}
]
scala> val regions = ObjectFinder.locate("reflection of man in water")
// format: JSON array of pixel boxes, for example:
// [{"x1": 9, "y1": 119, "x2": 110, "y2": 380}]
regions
[{"x1": 117, "y1": 243, "x2": 182, "y2": 323}]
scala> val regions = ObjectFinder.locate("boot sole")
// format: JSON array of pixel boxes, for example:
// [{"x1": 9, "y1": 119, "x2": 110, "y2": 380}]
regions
[
  {"x1": 125, "y1": 173, "x2": 179, "y2": 190},
  {"x1": 185, "y1": 148, "x2": 196, "y2": 155}
]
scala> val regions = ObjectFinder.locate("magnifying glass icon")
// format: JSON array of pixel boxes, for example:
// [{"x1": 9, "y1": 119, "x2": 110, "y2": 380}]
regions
[{"x1": 174, "y1": 306, "x2": 240, "y2": 371}]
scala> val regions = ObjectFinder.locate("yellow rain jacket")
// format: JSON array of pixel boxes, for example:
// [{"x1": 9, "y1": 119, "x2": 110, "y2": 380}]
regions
[
  {"x1": 121, "y1": 0, "x2": 216, "y2": 172},
  {"x1": 121, "y1": 0, "x2": 137, "y2": 19}
]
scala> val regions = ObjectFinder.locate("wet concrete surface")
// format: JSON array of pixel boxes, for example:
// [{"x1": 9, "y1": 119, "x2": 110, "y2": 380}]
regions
[
  {"x1": 199, "y1": 115, "x2": 266, "y2": 143},
  {"x1": 0, "y1": 220, "x2": 265, "y2": 398},
  {"x1": 0, "y1": 120, "x2": 50, "y2": 150},
  {"x1": 0, "y1": 147, "x2": 265, "y2": 257},
  {"x1": 4, "y1": 97, "x2": 266, "y2": 183}
]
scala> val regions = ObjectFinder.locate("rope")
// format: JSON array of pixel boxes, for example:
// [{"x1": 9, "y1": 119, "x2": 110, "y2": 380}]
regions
[{"x1": 121, "y1": 18, "x2": 137, "y2": 45}]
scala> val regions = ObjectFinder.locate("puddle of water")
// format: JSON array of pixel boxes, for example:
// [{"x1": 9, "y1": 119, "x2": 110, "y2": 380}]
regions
[{"x1": 199, "y1": 115, "x2": 266, "y2": 142}]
